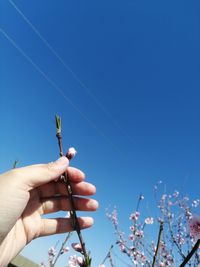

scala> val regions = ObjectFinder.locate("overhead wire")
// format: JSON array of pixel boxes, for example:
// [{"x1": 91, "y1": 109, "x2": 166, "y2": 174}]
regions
[
  {"x1": 0, "y1": 27, "x2": 121, "y2": 153},
  {"x1": 112, "y1": 249, "x2": 133, "y2": 267},
  {"x1": 8, "y1": 0, "x2": 135, "y2": 145}
]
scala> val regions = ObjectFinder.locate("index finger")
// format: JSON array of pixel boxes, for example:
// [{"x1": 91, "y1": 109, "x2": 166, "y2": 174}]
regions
[{"x1": 10, "y1": 157, "x2": 69, "y2": 190}]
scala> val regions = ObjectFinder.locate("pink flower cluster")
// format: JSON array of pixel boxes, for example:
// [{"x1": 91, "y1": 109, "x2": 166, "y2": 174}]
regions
[
  {"x1": 107, "y1": 182, "x2": 200, "y2": 266},
  {"x1": 130, "y1": 211, "x2": 140, "y2": 221},
  {"x1": 43, "y1": 182, "x2": 200, "y2": 267},
  {"x1": 68, "y1": 255, "x2": 84, "y2": 267},
  {"x1": 48, "y1": 246, "x2": 56, "y2": 262}
]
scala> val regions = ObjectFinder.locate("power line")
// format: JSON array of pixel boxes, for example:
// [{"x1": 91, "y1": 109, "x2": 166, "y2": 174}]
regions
[
  {"x1": 0, "y1": 28, "x2": 121, "y2": 153},
  {"x1": 8, "y1": 0, "x2": 134, "y2": 145},
  {"x1": 113, "y1": 250, "x2": 132, "y2": 267}
]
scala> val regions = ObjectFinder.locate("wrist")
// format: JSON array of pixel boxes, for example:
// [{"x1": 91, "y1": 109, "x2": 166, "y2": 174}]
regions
[
  {"x1": 0, "y1": 237, "x2": 12, "y2": 267},
  {"x1": 0, "y1": 227, "x2": 24, "y2": 267}
]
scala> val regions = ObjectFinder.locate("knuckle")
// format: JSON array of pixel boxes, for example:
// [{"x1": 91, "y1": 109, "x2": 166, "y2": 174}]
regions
[
  {"x1": 46, "y1": 162, "x2": 55, "y2": 171},
  {"x1": 9, "y1": 168, "x2": 21, "y2": 180}
]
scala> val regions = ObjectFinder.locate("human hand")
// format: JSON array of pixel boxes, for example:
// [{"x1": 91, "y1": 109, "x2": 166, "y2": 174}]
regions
[{"x1": 0, "y1": 157, "x2": 98, "y2": 267}]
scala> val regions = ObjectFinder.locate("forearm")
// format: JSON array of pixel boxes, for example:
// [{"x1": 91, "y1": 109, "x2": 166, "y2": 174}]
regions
[{"x1": 0, "y1": 233, "x2": 15, "y2": 267}]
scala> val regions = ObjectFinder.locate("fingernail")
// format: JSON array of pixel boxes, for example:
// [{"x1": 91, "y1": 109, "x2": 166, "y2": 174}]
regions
[{"x1": 88, "y1": 200, "x2": 99, "y2": 210}]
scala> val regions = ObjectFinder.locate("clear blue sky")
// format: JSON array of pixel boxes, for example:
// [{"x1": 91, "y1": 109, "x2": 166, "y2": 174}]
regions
[{"x1": 1, "y1": 0, "x2": 200, "y2": 266}]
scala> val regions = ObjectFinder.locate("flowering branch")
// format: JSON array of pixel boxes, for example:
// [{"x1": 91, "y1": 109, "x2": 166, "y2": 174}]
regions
[
  {"x1": 152, "y1": 221, "x2": 163, "y2": 267},
  {"x1": 179, "y1": 239, "x2": 200, "y2": 267},
  {"x1": 52, "y1": 232, "x2": 72, "y2": 267},
  {"x1": 55, "y1": 115, "x2": 91, "y2": 267},
  {"x1": 108, "y1": 184, "x2": 200, "y2": 266},
  {"x1": 167, "y1": 220, "x2": 186, "y2": 260}
]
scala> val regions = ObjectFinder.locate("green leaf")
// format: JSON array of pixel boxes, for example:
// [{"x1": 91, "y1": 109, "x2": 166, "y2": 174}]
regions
[{"x1": 85, "y1": 255, "x2": 92, "y2": 267}]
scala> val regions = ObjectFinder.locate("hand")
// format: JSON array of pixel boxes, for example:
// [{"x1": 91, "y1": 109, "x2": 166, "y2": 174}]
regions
[{"x1": 0, "y1": 157, "x2": 98, "y2": 267}]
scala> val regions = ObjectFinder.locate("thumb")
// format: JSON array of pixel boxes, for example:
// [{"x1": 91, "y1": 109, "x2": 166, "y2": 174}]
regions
[{"x1": 12, "y1": 156, "x2": 69, "y2": 189}]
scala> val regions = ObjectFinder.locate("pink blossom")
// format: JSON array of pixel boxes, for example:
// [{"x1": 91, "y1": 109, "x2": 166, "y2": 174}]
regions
[
  {"x1": 130, "y1": 225, "x2": 136, "y2": 232},
  {"x1": 68, "y1": 255, "x2": 78, "y2": 266},
  {"x1": 48, "y1": 246, "x2": 56, "y2": 262},
  {"x1": 189, "y1": 215, "x2": 200, "y2": 240},
  {"x1": 66, "y1": 147, "x2": 77, "y2": 160},
  {"x1": 68, "y1": 255, "x2": 83, "y2": 266},
  {"x1": 106, "y1": 208, "x2": 118, "y2": 226},
  {"x1": 168, "y1": 201, "x2": 173, "y2": 206},
  {"x1": 140, "y1": 194, "x2": 144, "y2": 200},
  {"x1": 117, "y1": 241, "x2": 126, "y2": 252},
  {"x1": 172, "y1": 190, "x2": 179, "y2": 198},
  {"x1": 48, "y1": 246, "x2": 56, "y2": 257},
  {"x1": 145, "y1": 217, "x2": 154, "y2": 225},
  {"x1": 192, "y1": 199, "x2": 200, "y2": 208},
  {"x1": 77, "y1": 257, "x2": 84, "y2": 265},
  {"x1": 129, "y1": 234, "x2": 135, "y2": 240},
  {"x1": 62, "y1": 246, "x2": 70, "y2": 253},
  {"x1": 185, "y1": 209, "x2": 192, "y2": 220},
  {"x1": 135, "y1": 229, "x2": 144, "y2": 238},
  {"x1": 130, "y1": 211, "x2": 140, "y2": 221},
  {"x1": 71, "y1": 243, "x2": 83, "y2": 253}
]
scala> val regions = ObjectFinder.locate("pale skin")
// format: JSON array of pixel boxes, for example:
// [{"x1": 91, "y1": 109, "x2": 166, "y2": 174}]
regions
[{"x1": 0, "y1": 156, "x2": 98, "y2": 267}]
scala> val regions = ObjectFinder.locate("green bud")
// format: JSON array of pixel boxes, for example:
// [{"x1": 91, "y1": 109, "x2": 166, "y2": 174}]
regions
[{"x1": 55, "y1": 115, "x2": 61, "y2": 134}]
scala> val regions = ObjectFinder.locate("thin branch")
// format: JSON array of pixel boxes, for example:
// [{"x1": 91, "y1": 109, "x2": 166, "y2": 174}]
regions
[
  {"x1": 152, "y1": 221, "x2": 164, "y2": 267},
  {"x1": 52, "y1": 233, "x2": 72, "y2": 267},
  {"x1": 12, "y1": 160, "x2": 19, "y2": 169},
  {"x1": 179, "y1": 239, "x2": 200, "y2": 267},
  {"x1": 167, "y1": 221, "x2": 186, "y2": 260},
  {"x1": 55, "y1": 115, "x2": 91, "y2": 266},
  {"x1": 108, "y1": 251, "x2": 115, "y2": 267},
  {"x1": 101, "y1": 245, "x2": 114, "y2": 265},
  {"x1": 136, "y1": 194, "x2": 143, "y2": 212}
]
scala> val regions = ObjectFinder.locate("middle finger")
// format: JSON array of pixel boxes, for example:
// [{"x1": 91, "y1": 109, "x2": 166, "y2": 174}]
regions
[{"x1": 37, "y1": 181, "x2": 96, "y2": 198}]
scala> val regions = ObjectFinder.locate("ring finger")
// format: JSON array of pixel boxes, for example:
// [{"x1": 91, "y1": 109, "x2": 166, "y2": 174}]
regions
[{"x1": 39, "y1": 196, "x2": 99, "y2": 215}]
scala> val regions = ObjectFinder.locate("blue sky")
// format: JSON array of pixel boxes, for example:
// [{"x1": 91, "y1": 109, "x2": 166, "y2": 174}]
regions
[{"x1": 1, "y1": 0, "x2": 200, "y2": 266}]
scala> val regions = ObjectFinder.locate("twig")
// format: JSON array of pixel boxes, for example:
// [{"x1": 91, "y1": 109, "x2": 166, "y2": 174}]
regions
[
  {"x1": 167, "y1": 221, "x2": 186, "y2": 260},
  {"x1": 179, "y1": 239, "x2": 200, "y2": 267},
  {"x1": 55, "y1": 115, "x2": 91, "y2": 266},
  {"x1": 135, "y1": 193, "x2": 144, "y2": 212},
  {"x1": 55, "y1": 115, "x2": 63, "y2": 157},
  {"x1": 12, "y1": 160, "x2": 19, "y2": 169},
  {"x1": 101, "y1": 245, "x2": 114, "y2": 265},
  {"x1": 52, "y1": 232, "x2": 72, "y2": 267},
  {"x1": 62, "y1": 173, "x2": 88, "y2": 259},
  {"x1": 152, "y1": 221, "x2": 164, "y2": 267},
  {"x1": 108, "y1": 251, "x2": 115, "y2": 267}
]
